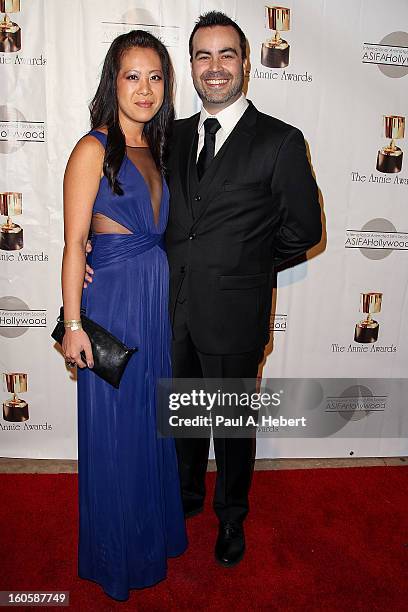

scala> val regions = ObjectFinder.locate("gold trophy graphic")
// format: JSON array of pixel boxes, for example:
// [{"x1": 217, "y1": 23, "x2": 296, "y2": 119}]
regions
[
  {"x1": 261, "y1": 6, "x2": 290, "y2": 69},
  {"x1": 0, "y1": 0, "x2": 21, "y2": 53},
  {"x1": 3, "y1": 372, "x2": 29, "y2": 422},
  {"x1": 354, "y1": 292, "x2": 383, "y2": 344},
  {"x1": 376, "y1": 115, "x2": 405, "y2": 174},
  {"x1": 0, "y1": 192, "x2": 23, "y2": 251}
]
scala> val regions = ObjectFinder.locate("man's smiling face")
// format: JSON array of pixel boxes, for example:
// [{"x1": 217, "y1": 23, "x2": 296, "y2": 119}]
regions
[{"x1": 190, "y1": 25, "x2": 247, "y2": 112}]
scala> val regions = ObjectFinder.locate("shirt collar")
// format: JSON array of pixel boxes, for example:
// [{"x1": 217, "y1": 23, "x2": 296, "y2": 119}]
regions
[{"x1": 198, "y1": 93, "x2": 249, "y2": 135}]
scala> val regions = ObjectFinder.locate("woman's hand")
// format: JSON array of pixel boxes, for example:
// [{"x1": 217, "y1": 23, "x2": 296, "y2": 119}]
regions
[{"x1": 62, "y1": 328, "x2": 94, "y2": 369}]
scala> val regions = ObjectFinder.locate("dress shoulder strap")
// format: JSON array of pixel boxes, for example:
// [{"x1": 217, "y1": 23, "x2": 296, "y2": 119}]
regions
[{"x1": 87, "y1": 129, "x2": 107, "y2": 147}]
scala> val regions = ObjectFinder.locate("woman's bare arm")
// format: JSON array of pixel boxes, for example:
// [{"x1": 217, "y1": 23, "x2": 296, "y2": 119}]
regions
[{"x1": 61, "y1": 135, "x2": 104, "y2": 367}]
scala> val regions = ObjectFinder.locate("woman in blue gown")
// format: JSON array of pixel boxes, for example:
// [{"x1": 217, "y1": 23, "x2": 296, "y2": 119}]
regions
[{"x1": 61, "y1": 31, "x2": 187, "y2": 601}]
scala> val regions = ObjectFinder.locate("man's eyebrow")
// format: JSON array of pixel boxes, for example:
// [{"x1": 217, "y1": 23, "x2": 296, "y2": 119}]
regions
[
  {"x1": 219, "y1": 47, "x2": 238, "y2": 56},
  {"x1": 194, "y1": 47, "x2": 238, "y2": 58},
  {"x1": 194, "y1": 48, "x2": 211, "y2": 58}
]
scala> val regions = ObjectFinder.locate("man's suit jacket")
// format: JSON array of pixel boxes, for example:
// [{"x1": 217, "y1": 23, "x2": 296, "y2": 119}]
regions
[{"x1": 165, "y1": 101, "x2": 322, "y2": 355}]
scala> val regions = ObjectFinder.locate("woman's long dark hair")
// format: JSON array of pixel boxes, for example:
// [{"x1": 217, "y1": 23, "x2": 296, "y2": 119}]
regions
[{"x1": 89, "y1": 30, "x2": 175, "y2": 195}]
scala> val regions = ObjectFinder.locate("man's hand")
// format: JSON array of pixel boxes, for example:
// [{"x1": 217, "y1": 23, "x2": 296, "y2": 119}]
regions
[{"x1": 84, "y1": 239, "x2": 94, "y2": 288}]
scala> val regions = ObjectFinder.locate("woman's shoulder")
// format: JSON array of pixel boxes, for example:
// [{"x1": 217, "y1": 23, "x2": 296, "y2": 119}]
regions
[
  {"x1": 65, "y1": 130, "x2": 106, "y2": 176},
  {"x1": 74, "y1": 127, "x2": 107, "y2": 155},
  {"x1": 82, "y1": 127, "x2": 108, "y2": 148}
]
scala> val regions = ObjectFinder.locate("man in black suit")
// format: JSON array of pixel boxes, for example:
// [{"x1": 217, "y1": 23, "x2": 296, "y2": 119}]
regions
[{"x1": 166, "y1": 11, "x2": 321, "y2": 567}]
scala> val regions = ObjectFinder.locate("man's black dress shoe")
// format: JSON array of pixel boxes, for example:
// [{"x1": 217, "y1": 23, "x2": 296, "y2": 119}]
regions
[
  {"x1": 183, "y1": 499, "x2": 204, "y2": 519},
  {"x1": 215, "y1": 522, "x2": 245, "y2": 567}
]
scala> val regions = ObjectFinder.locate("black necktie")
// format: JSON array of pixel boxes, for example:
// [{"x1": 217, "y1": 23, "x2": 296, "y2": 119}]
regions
[{"x1": 197, "y1": 118, "x2": 221, "y2": 181}]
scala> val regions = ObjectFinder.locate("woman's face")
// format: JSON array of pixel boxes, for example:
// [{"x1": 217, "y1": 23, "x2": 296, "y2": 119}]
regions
[{"x1": 116, "y1": 46, "x2": 164, "y2": 129}]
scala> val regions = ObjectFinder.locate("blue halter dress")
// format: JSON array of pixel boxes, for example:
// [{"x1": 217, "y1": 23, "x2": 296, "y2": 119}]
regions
[{"x1": 76, "y1": 130, "x2": 187, "y2": 600}]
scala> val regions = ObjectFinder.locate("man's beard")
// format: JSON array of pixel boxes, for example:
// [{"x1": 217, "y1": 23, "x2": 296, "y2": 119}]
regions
[{"x1": 193, "y1": 68, "x2": 244, "y2": 105}]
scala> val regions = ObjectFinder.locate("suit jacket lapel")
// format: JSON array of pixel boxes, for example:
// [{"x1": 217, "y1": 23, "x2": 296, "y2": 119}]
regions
[
  {"x1": 178, "y1": 114, "x2": 199, "y2": 221},
  {"x1": 191, "y1": 102, "x2": 258, "y2": 227}
]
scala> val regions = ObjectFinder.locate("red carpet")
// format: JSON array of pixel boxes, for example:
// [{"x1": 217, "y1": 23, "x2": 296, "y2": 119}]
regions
[{"x1": 1, "y1": 466, "x2": 407, "y2": 611}]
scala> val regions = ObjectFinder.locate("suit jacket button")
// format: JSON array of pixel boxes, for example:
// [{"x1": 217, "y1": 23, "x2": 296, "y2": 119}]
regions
[
  {"x1": 194, "y1": 195, "x2": 201, "y2": 201},
  {"x1": 189, "y1": 233, "x2": 196, "y2": 240},
  {"x1": 180, "y1": 265, "x2": 186, "y2": 273}
]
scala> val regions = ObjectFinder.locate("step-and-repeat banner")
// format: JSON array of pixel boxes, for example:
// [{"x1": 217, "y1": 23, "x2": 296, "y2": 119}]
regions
[{"x1": 1, "y1": 0, "x2": 407, "y2": 458}]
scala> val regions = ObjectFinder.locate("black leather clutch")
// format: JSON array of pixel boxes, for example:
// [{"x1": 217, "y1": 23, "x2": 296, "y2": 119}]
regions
[{"x1": 51, "y1": 307, "x2": 137, "y2": 389}]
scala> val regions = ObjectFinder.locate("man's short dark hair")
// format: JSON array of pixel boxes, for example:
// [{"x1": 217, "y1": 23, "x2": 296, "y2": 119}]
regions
[{"x1": 189, "y1": 11, "x2": 247, "y2": 61}]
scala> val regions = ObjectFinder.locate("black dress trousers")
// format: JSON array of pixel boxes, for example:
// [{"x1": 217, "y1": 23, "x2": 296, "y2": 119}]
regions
[{"x1": 172, "y1": 297, "x2": 263, "y2": 524}]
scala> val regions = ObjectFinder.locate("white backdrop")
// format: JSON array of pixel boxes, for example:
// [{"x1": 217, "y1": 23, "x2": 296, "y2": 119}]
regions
[{"x1": 1, "y1": 0, "x2": 407, "y2": 458}]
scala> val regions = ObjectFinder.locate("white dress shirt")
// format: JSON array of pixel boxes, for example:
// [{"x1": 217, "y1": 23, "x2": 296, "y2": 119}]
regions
[{"x1": 196, "y1": 93, "x2": 249, "y2": 160}]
